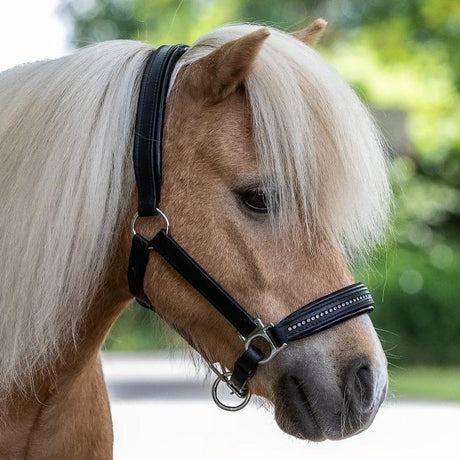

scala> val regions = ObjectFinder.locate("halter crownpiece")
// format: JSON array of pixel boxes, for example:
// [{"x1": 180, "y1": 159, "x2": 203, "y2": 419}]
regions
[{"x1": 128, "y1": 44, "x2": 375, "y2": 411}]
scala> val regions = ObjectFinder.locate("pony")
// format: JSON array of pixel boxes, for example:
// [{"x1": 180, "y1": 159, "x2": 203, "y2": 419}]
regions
[{"x1": 0, "y1": 19, "x2": 390, "y2": 458}]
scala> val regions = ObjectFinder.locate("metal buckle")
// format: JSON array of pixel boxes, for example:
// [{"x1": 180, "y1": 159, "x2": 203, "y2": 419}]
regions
[
  {"x1": 131, "y1": 207, "x2": 170, "y2": 236},
  {"x1": 207, "y1": 362, "x2": 251, "y2": 412},
  {"x1": 242, "y1": 318, "x2": 287, "y2": 364}
]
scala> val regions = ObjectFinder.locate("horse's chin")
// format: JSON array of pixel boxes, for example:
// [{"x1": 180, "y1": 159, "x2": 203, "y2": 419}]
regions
[
  {"x1": 274, "y1": 401, "x2": 328, "y2": 442},
  {"x1": 272, "y1": 374, "x2": 380, "y2": 442},
  {"x1": 273, "y1": 375, "x2": 328, "y2": 441}
]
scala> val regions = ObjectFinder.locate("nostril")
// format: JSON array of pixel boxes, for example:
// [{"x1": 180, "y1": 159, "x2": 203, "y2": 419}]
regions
[
  {"x1": 356, "y1": 366, "x2": 374, "y2": 399},
  {"x1": 355, "y1": 366, "x2": 374, "y2": 410},
  {"x1": 344, "y1": 362, "x2": 376, "y2": 416}
]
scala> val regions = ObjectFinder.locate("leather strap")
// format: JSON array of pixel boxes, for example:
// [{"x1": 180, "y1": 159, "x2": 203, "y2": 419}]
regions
[
  {"x1": 269, "y1": 283, "x2": 374, "y2": 346},
  {"x1": 127, "y1": 233, "x2": 154, "y2": 310},
  {"x1": 150, "y1": 230, "x2": 259, "y2": 338},
  {"x1": 129, "y1": 44, "x2": 187, "y2": 309},
  {"x1": 230, "y1": 345, "x2": 265, "y2": 394},
  {"x1": 133, "y1": 45, "x2": 188, "y2": 217}
]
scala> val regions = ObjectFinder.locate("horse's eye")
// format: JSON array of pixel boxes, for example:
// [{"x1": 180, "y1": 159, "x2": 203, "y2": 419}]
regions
[{"x1": 242, "y1": 189, "x2": 268, "y2": 214}]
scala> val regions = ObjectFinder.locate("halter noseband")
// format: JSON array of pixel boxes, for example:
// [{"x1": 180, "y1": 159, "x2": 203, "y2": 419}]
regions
[{"x1": 128, "y1": 45, "x2": 375, "y2": 411}]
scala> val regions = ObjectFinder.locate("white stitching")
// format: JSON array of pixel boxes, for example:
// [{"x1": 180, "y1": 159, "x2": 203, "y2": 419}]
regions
[{"x1": 284, "y1": 294, "x2": 372, "y2": 334}]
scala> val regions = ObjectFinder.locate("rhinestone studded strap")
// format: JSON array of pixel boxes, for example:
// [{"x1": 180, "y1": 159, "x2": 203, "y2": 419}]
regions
[
  {"x1": 268, "y1": 283, "x2": 374, "y2": 346},
  {"x1": 227, "y1": 283, "x2": 374, "y2": 394}
]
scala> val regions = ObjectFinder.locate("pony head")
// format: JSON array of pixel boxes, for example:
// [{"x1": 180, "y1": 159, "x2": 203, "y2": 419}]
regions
[
  {"x1": 139, "y1": 22, "x2": 390, "y2": 439},
  {"x1": 0, "y1": 20, "x2": 390, "y2": 442}
]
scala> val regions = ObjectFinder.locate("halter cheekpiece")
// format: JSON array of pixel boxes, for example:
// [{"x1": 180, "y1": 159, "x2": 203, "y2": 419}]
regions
[{"x1": 128, "y1": 45, "x2": 375, "y2": 411}]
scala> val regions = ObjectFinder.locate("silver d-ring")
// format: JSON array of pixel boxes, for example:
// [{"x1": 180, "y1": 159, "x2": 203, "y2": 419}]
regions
[
  {"x1": 131, "y1": 208, "x2": 170, "y2": 236},
  {"x1": 211, "y1": 373, "x2": 251, "y2": 412},
  {"x1": 131, "y1": 212, "x2": 140, "y2": 236},
  {"x1": 155, "y1": 207, "x2": 170, "y2": 234}
]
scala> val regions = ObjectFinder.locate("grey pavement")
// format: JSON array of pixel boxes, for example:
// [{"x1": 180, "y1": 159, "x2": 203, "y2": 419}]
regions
[{"x1": 102, "y1": 352, "x2": 460, "y2": 460}]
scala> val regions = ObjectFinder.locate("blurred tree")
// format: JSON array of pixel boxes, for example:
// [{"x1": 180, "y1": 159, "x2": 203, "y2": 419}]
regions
[
  {"x1": 59, "y1": 0, "x2": 242, "y2": 46},
  {"x1": 59, "y1": 0, "x2": 460, "y2": 365}
]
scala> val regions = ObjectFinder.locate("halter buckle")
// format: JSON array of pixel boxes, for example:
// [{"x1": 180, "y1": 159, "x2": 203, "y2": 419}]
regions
[{"x1": 242, "y1": 318, "x2": 287, "y2": 364}]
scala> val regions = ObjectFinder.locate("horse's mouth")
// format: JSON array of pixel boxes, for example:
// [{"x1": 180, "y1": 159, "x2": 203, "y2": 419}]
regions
[{"x1": 274, "y1": 375, "x2": 328, "y2": 441}]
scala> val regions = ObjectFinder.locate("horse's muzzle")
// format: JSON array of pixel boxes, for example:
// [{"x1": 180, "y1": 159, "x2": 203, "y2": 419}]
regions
[{"x1": 273, "y1": 354, "x2": 387, "y2": 441}]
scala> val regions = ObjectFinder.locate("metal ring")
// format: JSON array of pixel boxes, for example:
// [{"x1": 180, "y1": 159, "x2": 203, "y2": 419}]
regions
[
  {"x1": 131, "y1": 212, "x2": 140, "y2": 236},
  {"x1": 130, "y1": 208, "x2": 170, "y2": 237},
  {"x1": 211, "y1": 373, "x2": 251, "y2": 412},
  {"x1": 155, "y1": 207, "x2": 170, "y2": 234}
]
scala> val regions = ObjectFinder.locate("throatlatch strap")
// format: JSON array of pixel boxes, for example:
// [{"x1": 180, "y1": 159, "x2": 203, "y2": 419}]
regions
[
  {"x1": 133, "y1": 45, "x2": 188, "y2": 217},
  {"x1": 150, "y1": 230, "x2": 259, "y2": 338}
]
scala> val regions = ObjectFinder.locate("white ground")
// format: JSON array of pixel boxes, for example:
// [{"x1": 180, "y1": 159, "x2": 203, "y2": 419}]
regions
[{"x1": 102, "y1": 352, "x2": 460, "y2": 460}]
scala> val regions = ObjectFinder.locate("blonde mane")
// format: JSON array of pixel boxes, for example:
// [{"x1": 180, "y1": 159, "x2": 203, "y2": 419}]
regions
[
  {"x1": 0, "y1": 25, "x2": 389, "y2": 397},
  {"x1": 180, "y1": 25, "x2": 390, "y2": 252},
  {"x1": 0, "y1": 40, "x2": 152, "y2": 396}
]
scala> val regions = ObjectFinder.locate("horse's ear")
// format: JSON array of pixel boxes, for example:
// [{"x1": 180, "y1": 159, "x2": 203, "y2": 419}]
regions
[
  {"x1": 292, "y1": 18, "x2": 327, "y2": 46},
  {"x1": 182, "y1": 28, "x2": 269, "y2": 103}
]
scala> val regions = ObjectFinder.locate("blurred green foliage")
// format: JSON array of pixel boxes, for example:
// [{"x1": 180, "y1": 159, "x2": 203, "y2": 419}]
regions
[
  {"x1": 104, "y1": 302, "x2": 186, "y2": 350},
  {"x1": 59, "y1": 0, "x2": 460, "y2": 365}
]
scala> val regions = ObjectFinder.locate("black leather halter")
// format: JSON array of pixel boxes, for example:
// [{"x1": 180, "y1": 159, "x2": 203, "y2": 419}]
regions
[{"x1": 128, "y1": 45, "x2": 375, "y2": 411}]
